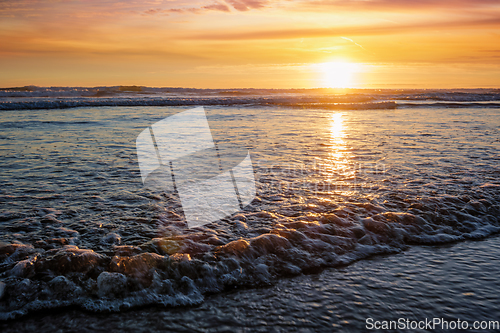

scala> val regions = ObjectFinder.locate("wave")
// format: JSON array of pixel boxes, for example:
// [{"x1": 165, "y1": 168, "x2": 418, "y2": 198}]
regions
[
  {"x1": 397, "y1": 102, "x2": 500, "y2": 109},
  {"x1": 0, "y1": 98, "x2": 399, "y2": 111},
  {"x1": 1, "y1": 86, "x2": 499, "y2": 111},
  {"x1": 1, "y1": 190, "x2": 499, "y2": 320},
  {"x1": 2, "y1": 98, "x2": 500, "y2": 111},
  {"x1": 1, "y1": 98, "x2": 499, "y2": 111}
]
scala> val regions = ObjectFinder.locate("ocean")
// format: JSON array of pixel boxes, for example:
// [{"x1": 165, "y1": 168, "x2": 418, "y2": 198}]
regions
[{"x1": 0, "y1": 87, "x2": 499, "y2": 331}]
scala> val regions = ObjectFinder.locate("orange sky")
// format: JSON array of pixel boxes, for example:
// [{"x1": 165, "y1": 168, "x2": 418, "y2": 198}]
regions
[{"x1": 1, "y1": 0, "x2": 499, "y2": 88}]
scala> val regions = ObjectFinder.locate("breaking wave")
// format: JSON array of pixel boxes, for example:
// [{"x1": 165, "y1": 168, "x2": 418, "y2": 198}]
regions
[
  {"x1": 1, "y1": 191, "x2": 499, "y2": 320},
  {"x1": 0, "y1": 86, "x2": 499, "y2": 111}
]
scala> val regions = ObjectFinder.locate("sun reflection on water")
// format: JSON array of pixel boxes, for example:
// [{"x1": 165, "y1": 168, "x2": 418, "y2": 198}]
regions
[
  {"x1": 319, "y1": 112, "x2": 357, "y2": 195},
  {"x1": 331, "y1": 113, "x2": 344, "y2": 139},
  {"x1": 329, "y1": 113, "x2": 350, "y2": 169}
]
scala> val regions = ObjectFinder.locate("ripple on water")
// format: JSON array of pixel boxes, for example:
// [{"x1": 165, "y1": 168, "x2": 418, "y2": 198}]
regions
[{"x1": 0, "y1": 106, "x2": 499, "y2": 319}]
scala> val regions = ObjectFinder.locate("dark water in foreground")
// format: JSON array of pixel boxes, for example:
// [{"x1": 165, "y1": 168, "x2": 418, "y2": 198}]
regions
[
  {"x1": 2, "y1": 236, "x2": 500, "y2": 332},
  {"x1": 0, "y1": 96, "x2": 499, "y2": 328}
]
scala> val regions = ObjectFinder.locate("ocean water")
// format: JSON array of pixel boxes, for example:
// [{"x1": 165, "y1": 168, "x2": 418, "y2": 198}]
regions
[
  {"x1": 0, "y1": 87, "x2": 499, "y2": 330},
  {"x1": 2, "y1": 237, "x2": 500, "y2": 332}
]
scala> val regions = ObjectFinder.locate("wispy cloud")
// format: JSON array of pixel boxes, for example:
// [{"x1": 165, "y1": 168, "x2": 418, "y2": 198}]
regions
[
  {"x1": 205, "y1": 2, "x2": 232, "y2": 12},
  {"x1": 143, "y1": 2, "x2": 231, "y2": 15},
  {"x1": 298, "y1": 0, "x2": 500, "y2": 12},
  {"x1": 225, "y1": 0, "x2": 269, "y2": 11},
  {"x1": 341, "y1": 37, "x2": 366, "y2": 51},
  {"x1": 187, "y1": 16, "x2": 500, "y2": 40},
  {"x1": 0, "y1": 0, "x2": 271, "y2": 19}
]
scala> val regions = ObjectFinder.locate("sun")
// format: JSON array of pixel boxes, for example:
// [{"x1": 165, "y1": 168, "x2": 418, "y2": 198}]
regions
[{"x1": 317, "y1": 61, "x2": 360, "y2": 88}]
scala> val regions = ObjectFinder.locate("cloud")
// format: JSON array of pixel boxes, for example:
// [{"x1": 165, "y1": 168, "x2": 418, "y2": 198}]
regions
[
  {"x1": 187, "y1": 16, "x2": 500, "y2": 40},
  {"x1": 143, "y1": 2, "x2": 231, "y2": 15},
  {"x1": 144, "y1": 8, "x2": 164, "y2": 15},
  {"x1": 204, "y1": 3, "x2": 231, "y2": 12},
  {"x1": 298, "y1": 0, "x2": 500, "y2": 12},
  {"x1": 225, "y1": 0, "x2": 269, "y2": 11},
  {"x1": 0, "y1": 0, "x2": 272, "y2": 21}
]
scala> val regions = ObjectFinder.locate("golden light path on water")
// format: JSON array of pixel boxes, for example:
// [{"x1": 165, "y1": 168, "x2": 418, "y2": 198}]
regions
[{"x1": 319, "y1": 112, "x2": 358, "y2": 196}]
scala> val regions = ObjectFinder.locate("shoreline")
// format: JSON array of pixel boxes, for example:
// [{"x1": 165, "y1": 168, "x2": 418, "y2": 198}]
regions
[{"x1": 2, "y1": 235, "x2": 499, "y2": 332}]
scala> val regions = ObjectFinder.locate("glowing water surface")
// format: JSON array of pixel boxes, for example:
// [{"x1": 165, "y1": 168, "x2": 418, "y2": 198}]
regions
[{"x1": 0, "y1": 105, "x2": 499, "y2": 321}]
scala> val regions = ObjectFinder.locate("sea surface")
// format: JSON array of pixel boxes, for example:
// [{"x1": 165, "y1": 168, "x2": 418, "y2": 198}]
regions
[{"x1": 0, "y1": 87, "x2": 499, "y2": 331}]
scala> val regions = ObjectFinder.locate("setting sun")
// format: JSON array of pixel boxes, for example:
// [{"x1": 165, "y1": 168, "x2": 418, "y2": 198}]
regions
[{"x1": 317, "y1": 62, "x2": 361, "y2": 88}]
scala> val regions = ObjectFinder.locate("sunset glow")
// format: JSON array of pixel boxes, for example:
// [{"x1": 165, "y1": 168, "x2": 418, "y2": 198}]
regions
[
  {"x1": 0, "y1": 1, "x2": 499, "y2": 88},
  {"x1": 317, "y1": 62, "x2": 361, "y2": 88}
]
